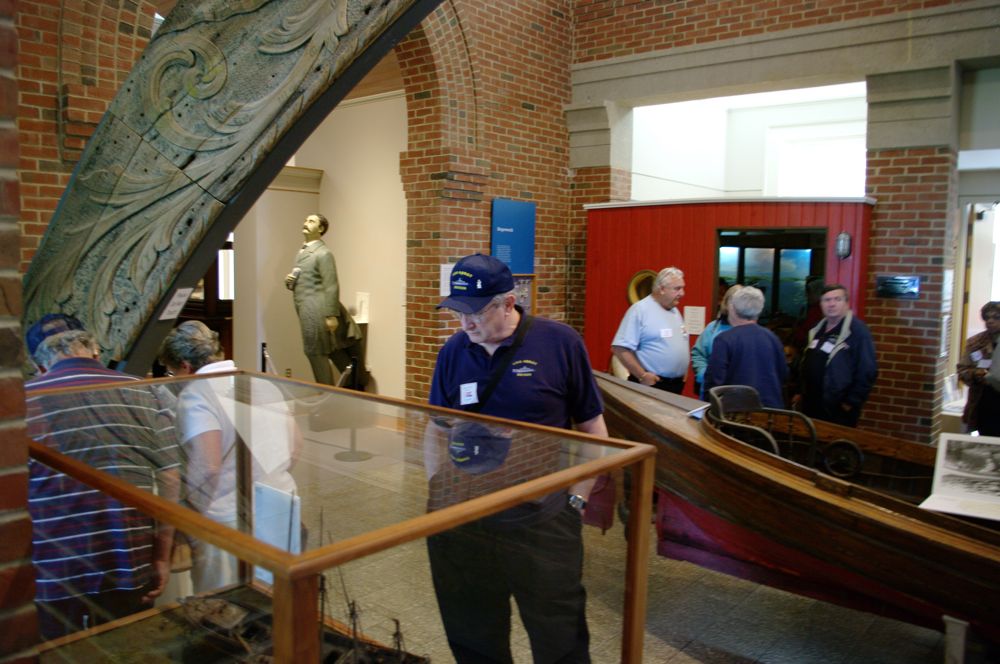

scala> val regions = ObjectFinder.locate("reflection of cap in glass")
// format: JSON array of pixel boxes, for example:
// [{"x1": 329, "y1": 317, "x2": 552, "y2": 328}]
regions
[
  {"x1": 26, "y1": 313, "x2": 86, "y2": 356},
  {"x1": 448, "y1": 422, "x2": 511, "y2": 474},
  {"x1": 436, "y1": 253, "x2": 515, "y2": 314}
]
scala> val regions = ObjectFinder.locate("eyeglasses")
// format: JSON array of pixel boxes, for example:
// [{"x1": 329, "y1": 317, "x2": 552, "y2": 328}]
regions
[
  {"x1": 984, "y1": 313, "x2": 1000, "y2": 321},
  {"x1": 447, "y1": 300, "x2": 501, "y2": 324}
]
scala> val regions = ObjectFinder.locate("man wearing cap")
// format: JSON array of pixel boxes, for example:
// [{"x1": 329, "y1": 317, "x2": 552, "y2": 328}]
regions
[
  {"x1": 611, "y1": 266, "x2": 690, "y2": 394},
  {"x1": 428, "y1": 253, "x2": 606, "y2": 663},
  {"x1": 24, "y1": 318, "x2": 180, "y2": 638}
]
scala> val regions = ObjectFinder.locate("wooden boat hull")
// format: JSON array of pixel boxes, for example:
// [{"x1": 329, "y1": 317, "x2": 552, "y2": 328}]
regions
[{"x1": 596, "y1": 373, "x2": 1000, "y2": 641}]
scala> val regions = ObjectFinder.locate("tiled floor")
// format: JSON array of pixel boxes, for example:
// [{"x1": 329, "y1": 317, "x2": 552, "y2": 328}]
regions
[
  {"x1": 289, "y1": 423, "x2": 970, "y2": 663},
  {"x1": 148, "y1": 418, "x2": 989, "y2": 663},
  {"x1": 321, "y1": 518, "x2": 955, "y2": 663}
]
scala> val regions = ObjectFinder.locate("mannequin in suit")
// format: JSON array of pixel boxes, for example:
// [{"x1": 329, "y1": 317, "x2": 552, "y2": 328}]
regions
[{"x1": 284, "y1": 213, "x2": 364, "y2": 386}]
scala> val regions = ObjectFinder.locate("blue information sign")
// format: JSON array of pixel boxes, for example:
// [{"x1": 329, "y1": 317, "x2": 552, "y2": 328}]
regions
[{"x1": 491, "y1": 198, "x2": 535, "y2": 275}]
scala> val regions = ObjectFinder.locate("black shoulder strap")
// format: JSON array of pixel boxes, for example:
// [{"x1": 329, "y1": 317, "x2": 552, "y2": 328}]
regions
[{"x1": 465, "y1": 315, "x2": 533, "y2": 413}]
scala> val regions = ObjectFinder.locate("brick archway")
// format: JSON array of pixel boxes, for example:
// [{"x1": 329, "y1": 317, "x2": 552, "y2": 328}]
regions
[{"x1": 396, "y1": 6, "x2": 492, "y2": 400}]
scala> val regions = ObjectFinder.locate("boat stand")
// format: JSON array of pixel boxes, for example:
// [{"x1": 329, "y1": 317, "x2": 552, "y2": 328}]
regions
[{"x1": 943, "y1": 615, "x2": 967, "y2": 664}]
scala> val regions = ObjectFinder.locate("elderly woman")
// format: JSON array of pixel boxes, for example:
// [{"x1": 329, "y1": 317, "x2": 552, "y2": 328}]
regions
[
  {"x1": 692, "y1": 284, "x2": 740, "y2": 399},
  {"x1": 957, "y1": 301, "x2": 1000, "y2": 436},
  {"x1": 703, "y1": 286, "x2": 788, "y2": 408},
  {"x1": 159, "y1": 321, "x2": 299, "y2": 591}
]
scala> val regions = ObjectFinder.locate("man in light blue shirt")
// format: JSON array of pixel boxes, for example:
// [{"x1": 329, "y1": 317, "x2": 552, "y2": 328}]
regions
[{"x1": 611, "y1": 266, "x2": 690, "y2": 394}]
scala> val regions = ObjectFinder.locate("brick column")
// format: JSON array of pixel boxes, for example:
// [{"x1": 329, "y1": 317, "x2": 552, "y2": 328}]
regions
[
  {"x1": 1, "y1": 2, "x2": 37, "y2": 661},
  {"x1": 565, "y1": 103, "x2": 633, "y2": 332},
  {"x1": 863, "y1": 67, "x2": 959, "y2": 442},
  {"x1": 401, "y1": 146, "x2": 491, "y2": 401}
]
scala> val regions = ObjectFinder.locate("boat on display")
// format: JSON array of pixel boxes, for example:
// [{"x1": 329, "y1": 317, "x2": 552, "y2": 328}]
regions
[{"x1": 595, "y1": 372, "x2": 1000, "y2": 643}]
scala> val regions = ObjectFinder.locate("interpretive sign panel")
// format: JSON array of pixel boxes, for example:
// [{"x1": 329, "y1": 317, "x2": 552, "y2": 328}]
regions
[{"x1": 491, "y1": 199, "x2": 535, "y2": 275}]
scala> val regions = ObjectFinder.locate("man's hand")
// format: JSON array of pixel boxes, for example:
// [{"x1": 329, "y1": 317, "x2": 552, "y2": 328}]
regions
[
  {"x1": 325, "y1": 316, "x2": 339, "y2": 333},
  {"x1": 142, "y1": 558, "x2": 171, "y2": 603},
  {"x1": 284, "y1": 272, "x2": 298, "y2": 290}
]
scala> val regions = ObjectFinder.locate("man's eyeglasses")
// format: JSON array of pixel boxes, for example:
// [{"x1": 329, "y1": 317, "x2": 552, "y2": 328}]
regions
[
  {"x1": 984, "y1": 313, "x2": 1000, "y2": 321},
  {"x1": 447, "y1": 300, "x2": 500, "y2": 324}
]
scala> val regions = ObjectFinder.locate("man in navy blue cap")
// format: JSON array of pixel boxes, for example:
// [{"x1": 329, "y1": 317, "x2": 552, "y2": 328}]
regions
[
  {"x1": 25, "y1": 313, "x2": 86, "y2": 372},
  {"x1": 428, "y1": 252, "x2": 607, "y2": 663}
]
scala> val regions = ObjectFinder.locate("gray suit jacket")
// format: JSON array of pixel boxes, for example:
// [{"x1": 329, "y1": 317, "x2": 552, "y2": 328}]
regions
[{"x1": 292, "y1": 240, "x2": 362, "y2": 355}]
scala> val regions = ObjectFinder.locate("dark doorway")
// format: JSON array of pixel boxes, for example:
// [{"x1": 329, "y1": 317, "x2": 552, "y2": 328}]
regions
[{"x1": 717, "y1": 229, "x2": 826, "y2": 338}]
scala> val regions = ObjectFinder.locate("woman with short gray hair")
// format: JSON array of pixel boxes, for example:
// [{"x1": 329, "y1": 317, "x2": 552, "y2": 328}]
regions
[
  {"x1": 703, "y1": 286, "x2": 788, "y2": 408},
  {"x1": 158, "y1": 321, "x2": 299, "y2": 592}
]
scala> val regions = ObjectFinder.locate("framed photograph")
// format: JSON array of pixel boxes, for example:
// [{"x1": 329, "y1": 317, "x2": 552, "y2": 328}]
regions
[{"x1": 513, "y1": 274, "x2": 536, "y2": 315}]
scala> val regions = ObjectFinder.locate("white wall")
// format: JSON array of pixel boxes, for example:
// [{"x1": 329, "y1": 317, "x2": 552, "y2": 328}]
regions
[
  {"x1": 631, "y1": 84, "x2": 867, "y2": 200},
  {"x1": 234, "y1": 91, "x2": 408, "y2": 398},
  {"x1": 234, "y1": 187, "x2": 320, "y2": 380},
  {"x1": 633, "y1": 103, "x2": 728, "y2": 198}
]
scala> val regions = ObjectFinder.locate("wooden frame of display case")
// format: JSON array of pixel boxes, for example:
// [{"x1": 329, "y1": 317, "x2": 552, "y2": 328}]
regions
[{"x1": 29, "y1": 371, "x2": 656, "y2": 663}]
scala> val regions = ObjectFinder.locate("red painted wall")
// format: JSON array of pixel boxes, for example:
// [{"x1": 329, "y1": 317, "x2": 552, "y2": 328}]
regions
[{"x1": 583, "y1": 200, "x2": 873, "y2": 388}]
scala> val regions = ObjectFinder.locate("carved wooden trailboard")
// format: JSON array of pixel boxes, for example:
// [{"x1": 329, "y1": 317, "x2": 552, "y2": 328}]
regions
[{"x1": 23, "y1": 0, "x2": 442, "y2": 373}]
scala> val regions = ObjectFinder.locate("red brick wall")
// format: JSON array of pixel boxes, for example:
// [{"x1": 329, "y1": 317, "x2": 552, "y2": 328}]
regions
[
  {"x1": 863, "y1": 147, "x2": 956, "y2": 441},
  {"x1": 10, "y1": 3, "x2": 155, "y2": 655},
  {"x1": 573, "y1": 0, "x2": 975, "y2": 64},
  {"x1": 400, "y1": 1, "x2": 576, "y2": 401},
  {"x1": 2, "y1": 0, "x2": 36, "y2": 658},
  {"x1": 16, "y1": 0, "x2": 155, "y2": 270}
]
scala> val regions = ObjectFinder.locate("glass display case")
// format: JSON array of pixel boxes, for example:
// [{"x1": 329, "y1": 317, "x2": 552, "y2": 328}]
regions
[{"x1": 26, "y1": 371, "x2": 656, "y2": 662}]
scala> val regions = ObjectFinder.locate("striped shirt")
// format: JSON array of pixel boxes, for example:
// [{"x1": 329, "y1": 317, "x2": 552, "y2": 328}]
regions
[{"x1": 25, "y1": 358, "x2": 180, "y2": 602}]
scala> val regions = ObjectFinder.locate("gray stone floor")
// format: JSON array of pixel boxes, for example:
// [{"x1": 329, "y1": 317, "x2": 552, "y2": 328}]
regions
[
  {"x1": 293, "y1": 424, "x2": 961, "y2": 663},
  {"x1": 320, "y1": 518, "x2": 951, "y2": 663}
]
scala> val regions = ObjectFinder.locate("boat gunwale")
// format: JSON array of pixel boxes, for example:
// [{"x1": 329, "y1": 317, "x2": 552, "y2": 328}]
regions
[{"x1": 594, "y1": 372, "x2": 1000, "y2": 558}]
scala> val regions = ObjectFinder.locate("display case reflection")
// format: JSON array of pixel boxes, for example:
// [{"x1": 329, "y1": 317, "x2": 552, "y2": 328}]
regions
[{"x1": 27, "y1": 371, "x2": 653, "y2": 663}]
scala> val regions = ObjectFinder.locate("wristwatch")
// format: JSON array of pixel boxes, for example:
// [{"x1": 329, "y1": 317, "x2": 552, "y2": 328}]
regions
[{"x1": 568, "y1": 494, "x2": 587, "y2": 511}]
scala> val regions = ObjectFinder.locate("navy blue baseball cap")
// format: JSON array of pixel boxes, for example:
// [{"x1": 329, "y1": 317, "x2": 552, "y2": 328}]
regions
[
  {"x1": 26, "y1": 313, "x2": 86, "y2": 357},
  {"x1": 448, "y1": 422, "x2": 511, "y2": 474},
  {"x1": 437, "y1": 253, "x2": 515, "y2": 314}
]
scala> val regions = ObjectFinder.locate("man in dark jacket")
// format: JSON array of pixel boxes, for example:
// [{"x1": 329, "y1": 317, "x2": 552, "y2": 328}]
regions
[{"x1": 795, "y1": 284, "x2": 877, "y2": 427}]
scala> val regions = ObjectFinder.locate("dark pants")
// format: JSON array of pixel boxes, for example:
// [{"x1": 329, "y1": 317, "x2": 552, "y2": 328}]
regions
[
  {"x1": 36, "y1": 583, "x2": 149, "y2": 640},
  {"x1": 802, "y1": 397, "x2": 861, "y2": 428},
  {"x1": 427, "y1": 506, "x2": 590, "y2": 664},
  {"x1": 627, "y1": 374, "x2": 684, "y2": 395},
  {"x1": 976, "y1": 387, "x2": 1000, "y2": 436}
]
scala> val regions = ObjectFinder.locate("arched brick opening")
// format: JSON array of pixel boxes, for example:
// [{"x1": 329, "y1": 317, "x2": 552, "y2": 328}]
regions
[
  {"x1": 398, "y1": 5, "x2": 491, "y2": 401},
  {"x1": 396, "y1": 2, "x2": 580, "y2": 402}
]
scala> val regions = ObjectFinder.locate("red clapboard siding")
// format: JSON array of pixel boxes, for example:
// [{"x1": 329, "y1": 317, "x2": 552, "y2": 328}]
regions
[{"x1": 583, "y1": 199, "x2": 873, "y2": 392}]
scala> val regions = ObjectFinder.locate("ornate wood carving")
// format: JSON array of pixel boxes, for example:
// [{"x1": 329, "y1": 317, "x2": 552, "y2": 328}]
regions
[{"x1": 24, "y1": 0, "x2": 441, "y2": 373}]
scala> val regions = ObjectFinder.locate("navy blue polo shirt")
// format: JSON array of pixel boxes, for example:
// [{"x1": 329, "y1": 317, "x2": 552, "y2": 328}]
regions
[{"x1": 429, "y1": 308, "x2": 604, "y2": 428}]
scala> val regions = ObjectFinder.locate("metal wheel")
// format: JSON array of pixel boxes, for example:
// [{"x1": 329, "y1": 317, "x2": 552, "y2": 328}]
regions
[{"x1": 822, "y1": 439, "x2": 864, "y2": 478}]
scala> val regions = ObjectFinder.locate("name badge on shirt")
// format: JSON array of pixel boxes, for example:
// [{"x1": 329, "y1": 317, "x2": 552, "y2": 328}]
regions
[
  {"x1": 820, "y1": 341, "x2": 835, "y2": 354},
  {"x1": 660, "y1": 328, "x2": 673, "y2": 338},
  {"x1": 978, "y1": 358, "x2": 993, "y2": 370},
  {"x1": 460, "y1": 382, "x2": 479, "y2": 406}
]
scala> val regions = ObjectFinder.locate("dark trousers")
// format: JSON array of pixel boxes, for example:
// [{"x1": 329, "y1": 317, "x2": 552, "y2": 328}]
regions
[
  {"x1": 36, "y1": 584, "x2": 149, "y2": 640},
  {"x1": 976, "y1": 387, "x2": 1000, "y2": 436},
  {"x1": 427, "y1": 506, "x2": 590, "y2": 664},
  {"x1": 627, "y1": 374, "x2": 684, "y2": 395},
  {"x1": 802, "y1": 396, "x2": 861, "y2": 428}
]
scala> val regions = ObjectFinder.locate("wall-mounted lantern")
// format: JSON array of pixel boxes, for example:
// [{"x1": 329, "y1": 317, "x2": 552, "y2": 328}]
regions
[{"x1": 835, "y1": 231, "x2": 852, "y2": 259}]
